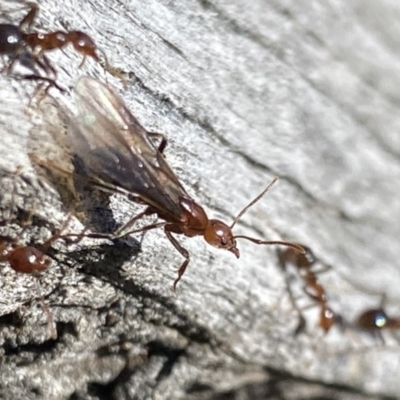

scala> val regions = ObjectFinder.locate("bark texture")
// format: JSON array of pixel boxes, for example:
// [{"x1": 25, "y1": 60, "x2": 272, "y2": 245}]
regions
[{"x1": 1, "y1": 0, "x2": 400, "y2": 399}]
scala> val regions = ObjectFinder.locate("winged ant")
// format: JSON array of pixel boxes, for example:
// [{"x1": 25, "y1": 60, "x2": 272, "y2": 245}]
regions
[{"x1": 33, "y1": 77, "x2": 304, "y2": 291}]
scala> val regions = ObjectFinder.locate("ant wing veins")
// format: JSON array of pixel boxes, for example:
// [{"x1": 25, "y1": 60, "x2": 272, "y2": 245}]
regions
[{"x1": 69, "y1": 77, "x2": 189, "y2": 221}]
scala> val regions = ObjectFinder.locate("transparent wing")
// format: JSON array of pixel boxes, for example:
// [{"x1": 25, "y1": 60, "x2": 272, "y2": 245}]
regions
[{"x1": 69, "y1": 77, "x2": 187, "y2": 221}]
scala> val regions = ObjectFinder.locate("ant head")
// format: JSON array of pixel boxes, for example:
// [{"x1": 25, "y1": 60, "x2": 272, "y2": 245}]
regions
[
  {"x1": 69, "y1": 31, "x2": 99, "y2": 60},
  {"x1": 357, "y1": 308, "x2": 388, "y2": 330},
  {"x1": 204, "y1": 219, "x2": 239, "y2": 258},
  {"x1": 203, "y1": 178, "x2": 305, "y2": 257}
]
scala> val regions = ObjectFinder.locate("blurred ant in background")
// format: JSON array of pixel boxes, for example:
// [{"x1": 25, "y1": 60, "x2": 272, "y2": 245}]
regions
[
  {"x1": 279, "y1": 245, "x2": 400, "y2": 348},
  {"x1": 0, "y1": 167, "x2": 72, "y2": 339},
  {"x1": 278, "y1": 245, "x2": 342, "y2": 334},
  {"x1": 0, "y1": 2, "x2": 118, "y2": 91}
]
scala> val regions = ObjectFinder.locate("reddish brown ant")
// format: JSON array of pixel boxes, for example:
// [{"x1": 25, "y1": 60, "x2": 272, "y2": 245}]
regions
[
  {"x1": 0, "y1": 13, "x2": 62, "y2": 90},
  {"x1": 278, "y1": 246, "x2": 341, "y2": 333},
  {"x1": 0, "y1": 3, "x2": 118, "y2": 89},
  {"x1": 19, "y1": 4, "x2": 106, "y2": 69},
  {"x1": 33, "y1": 77, "x2": 304, "y2": 291},
  {"x1": 0, "y1": 169, "x2": 72, "y2": 339}
]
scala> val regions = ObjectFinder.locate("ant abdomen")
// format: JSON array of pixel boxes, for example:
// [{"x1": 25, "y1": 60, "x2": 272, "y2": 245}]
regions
[
  {"x1": 0, "y1": 24, "x2": 23, "y2": 55},
  {"x1": 7, "y1": 245, "x2": 50, "y2": 275}
]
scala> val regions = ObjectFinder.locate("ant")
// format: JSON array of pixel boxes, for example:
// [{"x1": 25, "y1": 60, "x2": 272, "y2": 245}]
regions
[
  {"x1": 0, "y1": 168, "x2": 72, "y2": 339},
  {"x1": 0, "y1": 11, "x2": 61, "y2": 90},
  {"x1": 20, "y1": 4, "x2": 106, "y2": 68},
  {"x1": 33, "y1": 77, "x2": 304, "y2": 291},
  {"x1": 278, "y1": 245, "x2": 341, "y2": 333},
  {"x1": 323, "y1": 297, "x2": 400, "y2": 357},
  {"x1": 0, "y1": 3, "x2": 115, "y2": 90}
]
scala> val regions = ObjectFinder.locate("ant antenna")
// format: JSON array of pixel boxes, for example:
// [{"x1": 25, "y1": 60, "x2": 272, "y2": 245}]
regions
[
  {"x1": 99, "y1": 49, "x2": 127, "y2": 88},
  {"x1": 230, "y1": 177, "x2": 305, "y2": 254},
  {"x1": 230, "y1": 177, "x2": 278, "y2": 229},
  {"x1": 233, "y1": 235, "x2": 305, "y2": 253}
]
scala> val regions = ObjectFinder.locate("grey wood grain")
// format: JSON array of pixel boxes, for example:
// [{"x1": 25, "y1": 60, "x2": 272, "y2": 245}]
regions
[{"x1": 0, "y1": 0, "x2": 400, "y2": 399}]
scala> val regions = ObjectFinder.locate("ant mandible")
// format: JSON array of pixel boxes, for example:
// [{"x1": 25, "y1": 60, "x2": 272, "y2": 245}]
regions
[{"x1": 0, "y1": 6, "x2": 60, "y2": 90}]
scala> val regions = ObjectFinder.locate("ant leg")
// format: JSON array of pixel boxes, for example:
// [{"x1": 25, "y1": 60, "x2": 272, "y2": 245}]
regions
[
  {"x1": 13, "y1": 74, "x2": 64, "y2": 91},
  {"x1": 118, "y1": 221, "x2": 165, "y2": 237},
  {"x1": 147, "y1": 132, "x2": 168, "y2": 154},
  {"x1": 7, "y1": 166, "x2": 23, "y2": 222},
  {"x1": 78, "y1": 55, "x2": 87, "y2": 69},
  {"x1": 18, "y1": 204, "x2": 38, "y2": 239},
  {"x1": 277, "y1": 252, "x2": 307, "y2": 335},
  {"x1": 379, "y1": 293, "x2": 388, "y2": 308},
  {"x1": 4, "y1": 54, "x2": 18, "y2": 74},
  {"x1": 22, "y1": 52, "x2": 60, "y2": 91},
  {"x1": 0, "y1": 55, "x2": 6, "y2": 73},
  {"x1": 28, "y1": 54, "x2": 64, "y2": 97},
  {"x1": 39, "y1": 297, "x2": 57, "y2": 339},
  {"x1": 311, "y1": 264, "x2": 333, "y2": 276},
  {"x1": 33, "y1": 278, "x2": 57, "y2": 339},
  {"x1": 114, "y1": 207, "x2": 155, "y2": 237},
  {"x1": 164, "y1": 228, "x2": 190, "y2": 292},
  {"x1": 18, "y1": 3, "x2": 39, "y2": 30},
  {"x1": 29, "y1": 79, "x2": 51, "y2": 107},
  {"x1": 33, "y1": 53, "x2": 57, "y2": 76},
  {"x1": 0, "y1": 166, "x2": 24, "y2": 230},
  {"x1": 67, "y1": 220, "x2": 166, "y2": 242},
  {"x1": 41, "y1": 213, "x2": 73, "y2": 249},
  {"x1": 9, "y1": 52, "x2": 64, "y2": 100}
]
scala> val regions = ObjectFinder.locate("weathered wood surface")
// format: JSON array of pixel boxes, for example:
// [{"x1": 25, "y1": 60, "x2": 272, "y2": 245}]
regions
[{"x1": 1, "y1": 0, "x2": 400, "y2": 399}]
